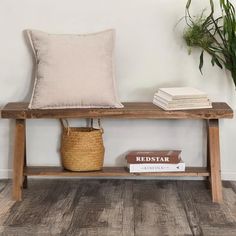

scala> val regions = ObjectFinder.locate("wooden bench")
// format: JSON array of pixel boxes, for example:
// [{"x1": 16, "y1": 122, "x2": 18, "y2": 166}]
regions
[{"x1": 1, "y1": 102, "x2": 233, "y2": 203}]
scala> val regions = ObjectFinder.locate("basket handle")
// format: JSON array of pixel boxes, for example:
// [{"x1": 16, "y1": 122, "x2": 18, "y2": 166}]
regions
[
  {"x1": 60, "y1": 119, "x2": 70, "y2": 135},
  {"x1": 90, "y1": 118, "x2": 104, "y2": 134}
]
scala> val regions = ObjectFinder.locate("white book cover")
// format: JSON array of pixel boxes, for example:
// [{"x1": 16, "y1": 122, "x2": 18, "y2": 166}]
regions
[
  {"x1": 153, "y1": 97, "x2": 212, "y2": 108},
  {"x1": 154, "y1": 94, "x2": 210, "y2": 105},
  {"x1": 157, "y1": 87, "x2": 208, "y2": 100},
  {"x1": 127, "y1": 161, "x2": 185, "y2": 173},
  {"x1": 153, "y1": 99, "x2": 212, "y2": 110}
]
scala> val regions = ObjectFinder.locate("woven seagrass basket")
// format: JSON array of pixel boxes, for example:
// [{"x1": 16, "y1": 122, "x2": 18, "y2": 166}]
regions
[{"x1": 60, "y1": 119, "x2": 105, "y2": 171}]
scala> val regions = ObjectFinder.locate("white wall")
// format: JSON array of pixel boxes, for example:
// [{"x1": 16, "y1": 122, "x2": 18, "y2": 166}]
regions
[{"x1": 0, "y1": 0, "x2": 235, "y2": 179}]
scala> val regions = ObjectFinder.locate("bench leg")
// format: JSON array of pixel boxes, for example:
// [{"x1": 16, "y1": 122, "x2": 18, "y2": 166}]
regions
[
  {"x1": 23, "y1": 130, "x2": 28, "y2": 189},
  {"x1": 206, "y1": 121, "x2": 211, "y2": 184},
  {"x1": 208, "y1": 119, "x2": 223, "y2": 203},
  {"x1": 12, "y1": 119, "x2": 26, "y2": 201}
]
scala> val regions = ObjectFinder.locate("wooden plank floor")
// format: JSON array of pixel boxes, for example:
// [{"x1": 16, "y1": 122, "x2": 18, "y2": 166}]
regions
[{"x1": 0, "y1": 179, "x2": 236, "y2": 236}]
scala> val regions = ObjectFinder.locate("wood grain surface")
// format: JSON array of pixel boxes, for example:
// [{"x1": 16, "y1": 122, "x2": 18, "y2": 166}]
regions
[
  {"x1": 12, "y1": 119, "x2": 26, "y2": 201},
  {"x1": 208, "y1": 119, "x2": 222, "y2": 203},
  {"x1": 0, "y1": 179, "x2": 236, "y2": 236},
  {"x1": 1, "y1": 102, "x2": 233, "y2": 119},
  {"x1": 24, "y1": 166, "x2": 210, "y2": 177}
]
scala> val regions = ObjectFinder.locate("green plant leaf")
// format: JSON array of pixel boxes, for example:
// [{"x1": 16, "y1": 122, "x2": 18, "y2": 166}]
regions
[
  {"x1": 186, "y1": 0, "x2": 192, "y2": 9},
  {"x1": 199, "y1": 50, "x2": 204, "y2": 74},
  {"x1": 211, "y1": 57, "x2": 215, "y2": 66},
  {"x1": 183, "y1": 0, "x2": 236, "y2": 87},
  {"x1": 214, "y1": 57, "x2": 223, "y2": 69}
]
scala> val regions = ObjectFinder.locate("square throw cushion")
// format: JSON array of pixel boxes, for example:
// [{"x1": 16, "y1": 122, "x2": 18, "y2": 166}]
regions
[{"x1": 27, "y1": 29, "x2": 123, "y2": 109}]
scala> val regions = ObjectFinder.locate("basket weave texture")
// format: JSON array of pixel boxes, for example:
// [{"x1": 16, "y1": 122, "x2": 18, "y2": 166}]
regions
[{"x1": 60, "y1": 120, "x2": 105, "y2": 171}]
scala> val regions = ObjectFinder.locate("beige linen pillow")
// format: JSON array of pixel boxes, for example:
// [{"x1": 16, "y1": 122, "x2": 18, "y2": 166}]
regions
[{"x1": 27, "y1": 29, "x2": 123, "y2": 109}]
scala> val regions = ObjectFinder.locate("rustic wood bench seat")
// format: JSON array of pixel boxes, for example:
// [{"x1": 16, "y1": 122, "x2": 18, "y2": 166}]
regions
[{"x1": 1, "y1": 102, "x2": 233, "y2": 203}]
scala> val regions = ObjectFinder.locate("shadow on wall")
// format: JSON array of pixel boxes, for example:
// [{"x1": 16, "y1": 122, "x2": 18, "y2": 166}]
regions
[
  {"x1": 22, "y1": 30, "x2": 36, "y2": 103},
  {"x1": 115, "y1": 150, "x2": 131, "y2": 166}
]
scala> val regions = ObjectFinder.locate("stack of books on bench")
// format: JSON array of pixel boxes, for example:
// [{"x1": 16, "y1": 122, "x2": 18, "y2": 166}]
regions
[
  {"x1": 153, "y1": 87, "x2": 212, "y2": 110},
  {"x1": 126, "y1": 150, "x2": 185, "y2": 173}
]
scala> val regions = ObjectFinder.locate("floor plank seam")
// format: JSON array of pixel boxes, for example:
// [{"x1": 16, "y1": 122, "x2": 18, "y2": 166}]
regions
[{"x1": 176, "y1": 181, "x2": 203, "y2": 236}]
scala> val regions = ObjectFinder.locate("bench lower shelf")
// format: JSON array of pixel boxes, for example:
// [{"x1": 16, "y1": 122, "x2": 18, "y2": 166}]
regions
[{"x1": 24, "y1": 166, "x2": 210, "y2": 177}]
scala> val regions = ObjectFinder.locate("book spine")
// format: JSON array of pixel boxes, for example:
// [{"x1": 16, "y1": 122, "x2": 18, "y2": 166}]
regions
[
  {"x1": 154, "y1": 98, "x2": 211, "y2": 108},
  {"x1": 157, "y1": 90, "x2": 208, "y2": 100},
  {"x1": 153, "y1": 100, "x2": 212, "y2": 110},
  {"x1": 126, "y1": 155, "x2": 180, "y2": 164},
  {"x1": 165, "y1": 102, "x2": 212, "y2": 108},
  {"x1": 156, "y1": 91, "x2": 173, "y2": 101},
  {"x1": 154, "y1": 95, "x2": 210, "y2": 105},
  {"x1": 153, "y1": 100, "x2": 168, "y2": 110},
  {"x1": 128, "y1": 163, "x2": 185, "y2": 173}
]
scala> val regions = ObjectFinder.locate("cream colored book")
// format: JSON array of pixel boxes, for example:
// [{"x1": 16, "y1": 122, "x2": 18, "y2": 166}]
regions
[
  {"x1": 154, "y1": 94, "x2": 210, "y2": 105},
  {"x1": 156, "y1": 87, "x2": 208, "y2": 100},
  {"x1": 153, "y1": 99, "x2": 212, "y2": 110}
]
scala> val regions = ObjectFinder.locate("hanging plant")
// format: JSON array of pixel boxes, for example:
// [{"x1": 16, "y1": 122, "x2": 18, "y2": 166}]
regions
[{"x1": 183, "y1": 0, "x2": 236, "y2": 87}]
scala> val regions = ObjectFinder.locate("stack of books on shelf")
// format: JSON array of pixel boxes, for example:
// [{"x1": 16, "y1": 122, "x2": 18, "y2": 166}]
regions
[
  {"x1": 153, "y1": 87, "x2": 212, "y2": 110},
  {"x1": 126, "y1": 150, "x2": 185, "y2": 173}
]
